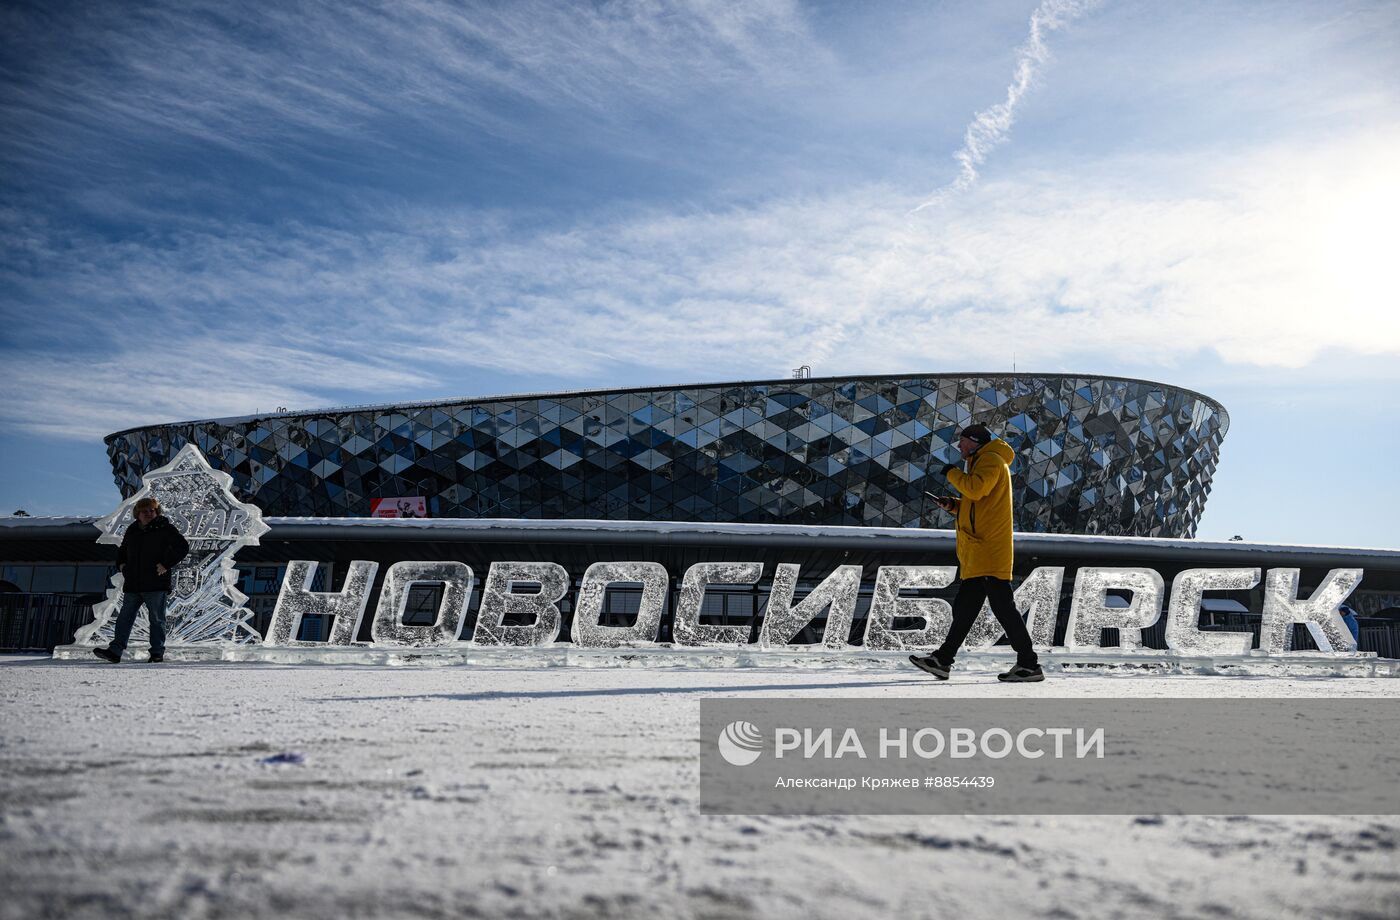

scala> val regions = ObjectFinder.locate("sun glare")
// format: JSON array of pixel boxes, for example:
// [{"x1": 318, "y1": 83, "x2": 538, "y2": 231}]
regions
[{"x1": 1318, "y1": 170, "x2": 1400, "y2": 331}]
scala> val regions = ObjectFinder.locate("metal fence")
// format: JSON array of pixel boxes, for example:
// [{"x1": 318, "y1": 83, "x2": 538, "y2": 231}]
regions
[
  {"x1": 1358, "y1": 624, "x2": 1399, "y2": 659},
  {"x1": 0, "y1": 594, "x2": 97, "y2": 651},
  {"x1": 1195, "y1": 612, "x2": 1398, "y2": 659}
]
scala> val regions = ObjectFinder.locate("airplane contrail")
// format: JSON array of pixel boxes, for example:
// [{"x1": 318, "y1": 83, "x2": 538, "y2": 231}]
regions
[{"x1": 911, "y1": 0, "x2": 1104, "y2": 213}]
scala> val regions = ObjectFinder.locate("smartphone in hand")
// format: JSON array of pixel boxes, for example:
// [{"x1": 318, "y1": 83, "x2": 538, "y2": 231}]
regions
[{"x1": 924, "y1": 490, "x2": 955, "y2": 511}]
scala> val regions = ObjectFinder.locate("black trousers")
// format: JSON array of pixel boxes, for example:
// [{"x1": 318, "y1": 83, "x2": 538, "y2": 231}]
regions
[{"x1": 936, "y1": 575, "x2": 1038, "y2": 667}]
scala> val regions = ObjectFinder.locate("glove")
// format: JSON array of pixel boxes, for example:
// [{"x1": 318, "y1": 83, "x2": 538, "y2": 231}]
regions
[{"x1": 940, "y1": 462, "x2": 959, "y2": 476}]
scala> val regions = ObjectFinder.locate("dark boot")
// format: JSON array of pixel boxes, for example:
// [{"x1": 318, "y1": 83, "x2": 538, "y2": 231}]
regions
[
  {"x1": 93, "y1": 647, "x2": 121, "y2": 664},
  {"x1": 997, "y1": 663, "x2": 1045, "y2": 682},
  {"x1": 909, "y1": 652, "x2": 952, "y2": 680}
]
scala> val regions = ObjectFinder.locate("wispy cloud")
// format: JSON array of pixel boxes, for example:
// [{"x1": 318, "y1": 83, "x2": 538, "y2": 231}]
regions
[
  {"x1": 2, "y1": 343, "x2": 436, "y2": 440},
  {"x1": 912, "y1": 0, "x2": 1103, "y2": 211},
  {"x1": 3, "y1": 0, "x2": 1399, "y2": 446},
  {"x1": 4, "y1": 130, "x2": 1397, "y2": 440},
  {"x1": 0, "y1": 0, "x2": 834, "y2": 177}
]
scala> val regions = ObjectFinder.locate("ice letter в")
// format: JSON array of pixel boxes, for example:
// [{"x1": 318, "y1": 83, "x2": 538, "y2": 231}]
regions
[{"x1": 471, "y1": 562, "x2": 570, "y2": 647}]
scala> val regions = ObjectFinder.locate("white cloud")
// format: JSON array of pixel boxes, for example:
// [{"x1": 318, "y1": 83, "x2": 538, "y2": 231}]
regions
[
  {"x1": 0, "y1": 0, "x2": 834, "y2": 169},
  {"x1": 1, "y1": 344, "x2": 435, "y2": 441},
  {"x1": 4, "y1": 131, "x2": 1397, "y2": 441}
]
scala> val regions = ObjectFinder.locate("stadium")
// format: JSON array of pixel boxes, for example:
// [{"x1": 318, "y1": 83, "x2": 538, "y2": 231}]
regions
[
  {"x1": 103, "y1": 372, "x2": 1229, "y2": 538},
  {"x1": 15, "y1": 369, "x2": 1396, "y2": 654}
]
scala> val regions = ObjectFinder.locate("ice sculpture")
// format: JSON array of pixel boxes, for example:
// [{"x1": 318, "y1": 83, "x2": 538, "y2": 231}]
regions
[
  {"x1": 862, "y1": 566, "x2": 957, "y2": 651},
  {"x1": 1164, "y1": 568, "x2": 1259, "y2": 655},
  {"x1": 673, "y1": 562, "x2": 763, "y2": 646},
  {"x1": 959, "y1": 566, "x2": 1066, "y2": 649},
  {"x1": 758, "y1": 564, "x2": 863, "y2": 650},
  {"x1": 1065, "y1": 567, "x2": 1165, "y2": 649},
  {"x1": 371, "y1": 561, "x2": 474, "y2": 646},
  {"x1": 470, "y1": 561, "x2": 569, "y2": 646},
  {"x1": 265, "y1": 560, "x2": 379, "y2": 646},
  {"x1": 572, "y1": 562, "x2": 669, "y2": 647},
  {"x1": 73, "y1": 444, "x2": 270, "y2": 649},
  {"x1": 1260, "y1": 568, "x2": 1363, "y2": 653}
]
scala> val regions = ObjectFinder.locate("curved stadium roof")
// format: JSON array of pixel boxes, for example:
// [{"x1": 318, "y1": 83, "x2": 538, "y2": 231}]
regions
[{"x1": 106, "y1": 372, "x2": 1229, "y2": 538}]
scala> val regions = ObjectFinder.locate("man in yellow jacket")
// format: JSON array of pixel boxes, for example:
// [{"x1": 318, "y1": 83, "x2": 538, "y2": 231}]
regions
[{"x1": 910, "y1": 423, "x2": 1044, "y2": 682}]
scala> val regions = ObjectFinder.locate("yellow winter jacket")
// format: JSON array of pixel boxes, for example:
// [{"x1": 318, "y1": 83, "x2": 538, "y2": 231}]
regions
[{"x1": 946, "y1": 438, "x2": 1016, "y2": 581}]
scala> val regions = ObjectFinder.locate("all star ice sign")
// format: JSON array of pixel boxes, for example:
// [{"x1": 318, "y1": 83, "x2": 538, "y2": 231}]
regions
[{"x1": 74, "y1": 444, "x2": 269, "y2": 648}]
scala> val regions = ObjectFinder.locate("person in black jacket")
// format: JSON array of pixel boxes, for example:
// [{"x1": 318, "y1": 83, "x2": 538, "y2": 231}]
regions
[{"x1": 94, "y1": 496, "x2": 190, "y2": 663}]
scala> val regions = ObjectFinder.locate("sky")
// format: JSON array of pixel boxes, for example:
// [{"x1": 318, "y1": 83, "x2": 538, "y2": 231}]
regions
[{"x1": 0, "y1": 0, "x2": 1396, "y2": 547}]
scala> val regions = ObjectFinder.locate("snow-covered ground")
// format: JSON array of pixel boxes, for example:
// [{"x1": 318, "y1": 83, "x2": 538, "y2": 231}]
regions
[{"x1": 2, "y1": 656, "x2": 1397, "y2": 920}]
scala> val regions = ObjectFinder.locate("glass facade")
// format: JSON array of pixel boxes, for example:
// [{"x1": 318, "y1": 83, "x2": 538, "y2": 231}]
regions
[
  {"x1": 1, "y1": 565, "x2": 114, "y2": 595},
  {"x1": 105, "y1": 374, "x2": 1228, "y2": 537}
]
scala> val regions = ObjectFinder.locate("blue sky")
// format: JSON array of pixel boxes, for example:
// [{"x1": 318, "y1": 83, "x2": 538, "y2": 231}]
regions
[{"x1": 1, "y1": 0, "x2": 1396, "y2": 547}]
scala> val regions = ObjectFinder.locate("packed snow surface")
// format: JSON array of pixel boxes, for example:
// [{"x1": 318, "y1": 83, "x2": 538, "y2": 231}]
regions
[{"x1": 2, "y1": 657, "x2": 1398, "y2": 919}]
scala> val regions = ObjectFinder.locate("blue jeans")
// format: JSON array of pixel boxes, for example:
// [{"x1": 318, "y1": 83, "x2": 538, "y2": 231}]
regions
[{"x1": 110, "y1": 591, "x2": 169, "y2": 656}]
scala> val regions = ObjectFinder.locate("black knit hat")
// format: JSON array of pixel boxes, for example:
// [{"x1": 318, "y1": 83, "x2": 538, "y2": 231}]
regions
[{"x1": 959, "y1": 423, "x2": 993, "y2": 445}]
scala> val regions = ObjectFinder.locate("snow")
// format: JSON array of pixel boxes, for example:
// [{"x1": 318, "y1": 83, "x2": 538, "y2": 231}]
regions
[{"x1": 3, "y1": 657, "x2": 1399, "y2": 919}]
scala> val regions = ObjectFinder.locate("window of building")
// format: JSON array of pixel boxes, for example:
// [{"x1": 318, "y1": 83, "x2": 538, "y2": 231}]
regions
[
  {"x1": 403, "y1": 584, "x2": 445, "y2": 626},
  {"x1": 30, "y1": 566, "x2": 76, "y2": 593},
  {"x1": 75, "y1": 566, "x2": 113, "y2": 594},
  {"x1": 699, "y1": 586, "x2": 755, "y2": 626},
  {"x1": 602, "y1": 584, "x2": 643, "y2": 627},
  {"x1": 1, "y1": 565, "x2": 33, "y2": 592},
  {"x1": 236, "y1": 564, "x2": 322, "y2": 598},
  {"x1": 255, "y1": 566, "x2": 285, "y2": 594}
]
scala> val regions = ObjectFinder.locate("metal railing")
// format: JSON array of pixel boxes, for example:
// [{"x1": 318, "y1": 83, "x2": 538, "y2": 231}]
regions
[{"x1": 1, "y1": 594, "x2": 96, "y2": 651}]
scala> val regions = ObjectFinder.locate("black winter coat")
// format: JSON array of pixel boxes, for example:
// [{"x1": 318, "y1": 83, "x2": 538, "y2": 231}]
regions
[{"x1": 117, "y1": 515, "x2": 190, "y2": 592}]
